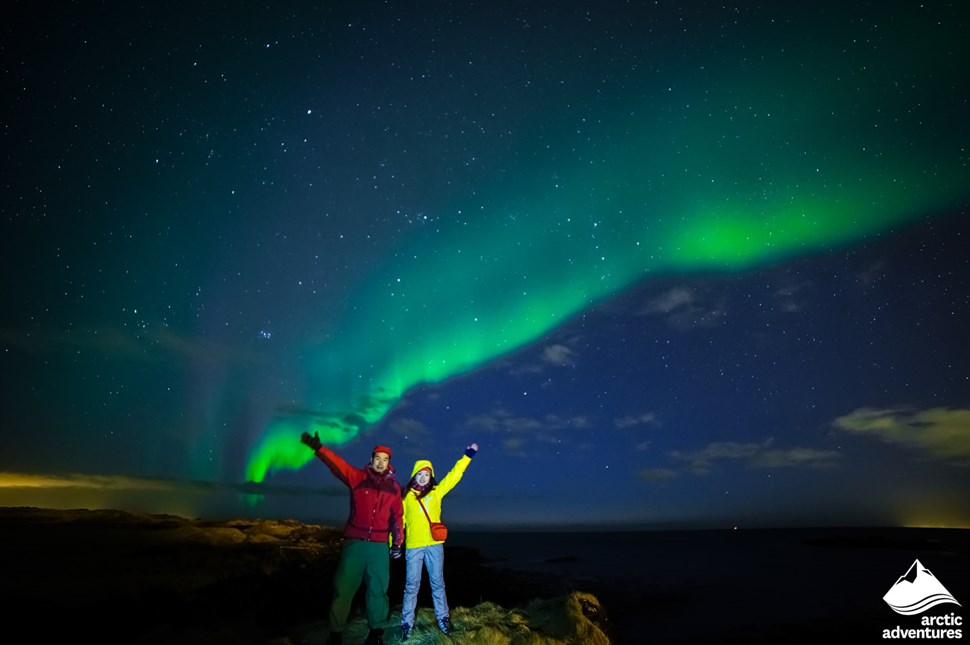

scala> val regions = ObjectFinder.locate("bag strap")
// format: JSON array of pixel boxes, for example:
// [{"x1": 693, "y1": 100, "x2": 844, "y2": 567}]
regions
[{"x1": 416, "y1": 496, "x2": 434, "y2": 527}]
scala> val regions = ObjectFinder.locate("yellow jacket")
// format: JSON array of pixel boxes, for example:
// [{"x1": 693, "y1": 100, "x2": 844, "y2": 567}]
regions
[{"x1": 402, "y1": 453, "x2": 472, "y2": 548}]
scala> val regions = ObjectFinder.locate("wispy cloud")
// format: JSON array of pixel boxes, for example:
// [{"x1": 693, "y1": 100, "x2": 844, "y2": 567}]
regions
[
  {"x1": 501, "y1": 437, "x2": 528, "y2": 458},
  {"x1": 0, "y1": 326, "x2": 152, "y2": 359},
  {"x1": 635, "y1": 467, "x2": 678, "y2": 483},
  {"x1": 855, "y1": 260, "x2": 888, "y2": 289},
  {"x1": 833, "y1": 407, "x2": 970, "y2": 465},
  {"x1": 639, "y1": 287, "x2": 695, "y2": 315},
  {"x1": 614, "y1": 412, "x2": 659, "y2": 428},
  {"x1": 510, "y1": 337, "x2": 582, "y2": 375},
  {"x1": 541, "y1": 343, "x2": 576, "y2": 366},
  {"x1": 0, "y1": 325, "x2": 258, "y2": 366},
  {"x1": 670, "y1": 439, "x2": 842, "y2": 474},
  {"x1": 0, "y1": 471, "x2": 350, "y2": 524},
  {"x1": 772, "y1": 281, "x2": 809, "y2": 313},
  {"x1": 637, "y1": 286, "x2": 726, "y2": 331},
  {"x1": 388, "y1": 416, "x2": 431, "y2": 440},
  {"x1": 462, "y1": 407, "x2": 588, "y2": 433},
  {"x1": 460, "y1": 407, "x2": 592, "y2": 456},
  {"x1": 0, "y1": 471, "x2": 343, "y2": 498}
]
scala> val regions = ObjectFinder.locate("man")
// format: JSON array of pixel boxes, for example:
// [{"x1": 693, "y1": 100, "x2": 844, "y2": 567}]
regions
[{"x1": 301, "y1": 431, "x2": 404, "y2": 645}]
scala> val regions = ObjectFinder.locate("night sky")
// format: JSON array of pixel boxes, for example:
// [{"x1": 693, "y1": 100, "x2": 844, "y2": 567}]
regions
[{"x1": 2, "y1": 2, "x2": 968, "y2": 530}]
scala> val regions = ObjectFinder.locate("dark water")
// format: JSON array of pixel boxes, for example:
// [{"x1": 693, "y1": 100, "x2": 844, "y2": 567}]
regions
[{"x1": 446, "y1": 527, "x2": 970, "y2": 644}]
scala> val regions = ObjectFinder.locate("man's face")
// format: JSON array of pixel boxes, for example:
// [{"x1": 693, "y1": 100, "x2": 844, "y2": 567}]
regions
[{"x1": 371, "y1": 452, "x2": 390, "y2": 473}]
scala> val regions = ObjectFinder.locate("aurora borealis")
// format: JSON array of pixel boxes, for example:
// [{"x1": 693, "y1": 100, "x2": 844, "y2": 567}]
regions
[{"x1": 2, "y1": 1, "x2": 969, "y2": 528}]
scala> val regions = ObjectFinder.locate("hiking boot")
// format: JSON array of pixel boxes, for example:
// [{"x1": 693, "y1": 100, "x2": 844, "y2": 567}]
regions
[
  {"x1": 325, "y1": 632, "x2": 343, "y2": 645},
  {"x1": 364, "y1": 628, "x2": 385, "y2": 645},
  {"x1": 437, "y1": 616, "x2": 452, "y2": 635},
  {"x1": 401, "y1": 623, "x2": 413, "y2": 641}
]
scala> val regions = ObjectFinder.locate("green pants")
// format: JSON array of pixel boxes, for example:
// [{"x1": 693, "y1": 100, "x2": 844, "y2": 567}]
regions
[{"x1": 328, "y1": 538, "x2": 390, "y2": 631}]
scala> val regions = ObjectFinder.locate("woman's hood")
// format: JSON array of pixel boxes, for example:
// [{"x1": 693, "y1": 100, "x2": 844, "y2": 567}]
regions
[{"x1": 410, "y1": 459, "x2": 434, "y2": 477}]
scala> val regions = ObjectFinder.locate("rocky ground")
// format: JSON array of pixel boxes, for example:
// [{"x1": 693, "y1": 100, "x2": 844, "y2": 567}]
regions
[{"x1": 0, "y1": 507, "x2": 582, "y2": 644}]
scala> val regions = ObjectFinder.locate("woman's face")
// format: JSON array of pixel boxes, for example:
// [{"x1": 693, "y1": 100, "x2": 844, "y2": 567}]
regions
[{"x1": 414, "y1": 469, "x2": 431, "y2": 486}]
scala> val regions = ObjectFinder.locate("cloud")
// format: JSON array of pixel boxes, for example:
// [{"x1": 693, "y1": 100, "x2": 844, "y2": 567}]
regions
[
  {"x1": 462, "y1": 407, "x2": 588, "y2": 434},
  {"x1": 748, "y1": 447, "x2": 842, "y2": 469},
  {"x1": 0, "y1": 325, "x2": 257, "y2": 366},
  {"x1": 640, "y1": 287, "x2": 695, "y2": 314},
  {"x1": 0, "y1": 471, "x2": 343, "y2": 499},
  {"x1": 462, "y1": 408, "x2": 544, "y2": 434},
  {"x1": 772, "y1": 281, "x2": 809, "y2": 313},
  {"x1": 833, "y1": 407, "x2": 970, "y2": 464},
  {"x1": 501, "y1": 437, "x2": 527, "y2": 458},
  {"x1": 635, "y1": 467, "x2": 678, "y2": 483},
  {"x1": 509, "y1": 338, "x2": 582, "y2": 375},
  {"x1": 0, "y1": 326, "x2": 152, "y2": 359},
  {"x1": 460, "y1": 407, "x2": 592, "y2": 456},
  {"x1": 670, "y1": 439, "x2": 842, "y2": 474},
  {"x1": 855, "y1": 260, "x2": 888, "y2": 289},
  {"x1": 0, "y1": 472, "x2": 177, "y2": 491},
  {"x1": 637, "y1": 286, "x2": 726, "y2": 331},
  {"x1": 614, "y1": 412, "x2": 659, "y2": 428},
  {"x1": 388, "y1": 417, "x2": 431, "y2": 439},
  {"x1": 541, "y1": 343, "x2": 576, "y2": 366},
  {"x1": 0, "y1": 471, "x2": 349, "y2": 523}
]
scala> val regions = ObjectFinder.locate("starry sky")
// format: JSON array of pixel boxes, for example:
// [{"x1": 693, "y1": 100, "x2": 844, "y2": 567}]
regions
[{"x1": 2, "y1": 1, "x2": 969, "y2": 530}]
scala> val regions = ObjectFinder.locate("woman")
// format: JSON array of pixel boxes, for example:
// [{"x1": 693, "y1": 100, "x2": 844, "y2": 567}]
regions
[{"x1": 399, "y1": 442, "x2": 478, "y2": 641}]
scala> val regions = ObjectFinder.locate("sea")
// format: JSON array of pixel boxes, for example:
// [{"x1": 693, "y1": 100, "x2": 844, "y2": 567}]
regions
[{"x1": 446, "y1": 527, "x2": 970, "y2": 644}]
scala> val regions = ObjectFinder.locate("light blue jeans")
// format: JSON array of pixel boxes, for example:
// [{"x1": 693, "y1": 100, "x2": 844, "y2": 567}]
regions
[{"x1": 401, "y1": 544, "x2": 449, "y2": 626}]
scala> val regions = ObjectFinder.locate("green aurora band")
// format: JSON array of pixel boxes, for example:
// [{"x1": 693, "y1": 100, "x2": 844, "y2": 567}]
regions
[{"x1": 246, "y1": 5, "x2": 969, "y2": 483}]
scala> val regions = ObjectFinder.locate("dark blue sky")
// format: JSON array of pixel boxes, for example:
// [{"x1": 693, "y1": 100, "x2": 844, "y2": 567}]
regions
[{"x1": 1, "y1": 1, "x2": 968, "y2": 529}]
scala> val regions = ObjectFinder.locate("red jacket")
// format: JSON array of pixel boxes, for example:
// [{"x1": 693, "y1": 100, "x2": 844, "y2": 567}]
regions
[{"x1": 313, "y1": 445, "x2": 404, "y2": 547}]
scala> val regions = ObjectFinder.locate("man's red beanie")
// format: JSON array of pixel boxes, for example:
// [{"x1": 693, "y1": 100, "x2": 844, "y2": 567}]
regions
[{"x1": 372, "y1": 445, "x2": 393, "y2": 459}]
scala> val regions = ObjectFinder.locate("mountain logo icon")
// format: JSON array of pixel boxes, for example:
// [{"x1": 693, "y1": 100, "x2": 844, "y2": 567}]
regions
[{"x1": 883, "y1": 559, "x2": 962, "y2": 615}]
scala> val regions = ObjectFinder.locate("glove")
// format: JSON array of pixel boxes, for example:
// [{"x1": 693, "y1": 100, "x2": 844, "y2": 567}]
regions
[
  {"x1": 301, "y1": 431, "x2": 322, "y2": 451},
  {"x1": 465, "y1": 442, "x2": 479, "y2": 458},
  {"x1": 390, "y1": 545, "x2": 402, "y2": 559}
]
